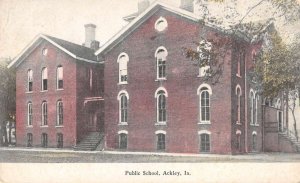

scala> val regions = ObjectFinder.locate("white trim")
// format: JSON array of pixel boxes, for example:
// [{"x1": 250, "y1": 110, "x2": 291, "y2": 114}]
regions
[
  {"x1": 235, "y1": 84, "x2": 242, "y2": 96},
  {"x1": 155, "y1": 17, "x2": 168, "y2": 32},
  {"x1": 198, "y1": 130, "x2": 211, "y2": 135},
  {"x1": 197, "y1": 83, "x2": 212, "y2": 95},
  {"x1": 118, "y1": 130, "x2": 128, "y2": 135},
  {"x1": 155, "y1": 130, "x2": 166, "y2": 135},
  {"x1": 154, "y1": 87, "x2": 168, "y2": 98},
  {"x1": 117, "y1": 52, "x2": 129, "y2": 63},
  {"x1": 117, "y1": 90, "x2": 129, "y2": 100},
  {"x1": 155, "y1": 46, "x2": 168, "y2": 57},
  {"x1": 252, "y1": 131, "x2": 257, "y2": 135},
  {"x1": 236, "y1": 130, "x2": 242, "y2": 135}
]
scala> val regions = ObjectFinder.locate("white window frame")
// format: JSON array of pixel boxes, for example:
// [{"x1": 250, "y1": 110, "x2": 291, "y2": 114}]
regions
[
  {"x1": 155, "y1": 87, "x2": 168, "y2": 124},
  {"x1": 56, "y1": 100, "x2": 63, "y2": 126},
  {"x1": 155, "y1": 130, "x2": 166, "y2": 151},
  {"x1": 41, "y1": 101, "x2": 47, "y2": 126},
  {"x1": 117, "y1": 53, "x2": 129, "y2": 84},
  {"x1": 27, "y1": 102, "x2": 33, "y2": 126},
  {"x1": 154, "y1": 17, "x2": 168, "y2": 32},
  {"x1": 155, "y1": 47, "x2": 168, "y2": 80},
  {"x1": 252, "y1": 131, "x2": 257, "y2": 152},
  {"x1": 27, "y1": 69, "x2": 33, "y2": 92},
  {"x1": 197, "y1": 40, "x2": 212, "y2": 77},
  {"x1": 56, "y1": 66, "x2": 63, "y2": 90},
  {"x1": 250, "y1": 90, "x2": 254, "y2": 125},
  {"x1": 41, "y1": 67, "x2": 48, "y2": 91},
  {"x1": 118, "y1": 131, "x2": 128, "y2": 149},
  {"x1": 118, "y1": 90, "x2": 129, "y2": 125},
  {"x1": 197, "y1": 84, "x2": 212, "y2": 124},
  {"x1": 198, "y1": 130, "x2": 211, "y2": 153},
  {"x1": 236, "y1": 85, "x2": 242, "y2": 125},
  {"x1": 255, "y1": 93, "x2": 259, "y2": 126}
]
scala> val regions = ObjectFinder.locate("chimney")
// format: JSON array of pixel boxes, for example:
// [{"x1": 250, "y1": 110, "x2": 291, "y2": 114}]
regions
[
  {"x1": 180, "y1": 0, "x2": 194, "y2": 12},
  {"x1": 84, "y1": 24, "x2": 96, "y2": 48},
  {"x1": 138, "y1": 0, "x2": 150, "y2": 14}
]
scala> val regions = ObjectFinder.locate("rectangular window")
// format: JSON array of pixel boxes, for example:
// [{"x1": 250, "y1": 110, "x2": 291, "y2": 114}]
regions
[
  {"x1": 157, "y1": 134, "x2": 165, "y2": 151},
  {"x1": 57, "y1": 133, "x2": 63, "y2": 148},
  {"x1": 41, "y1": 133, "x2": 48, "y2": 148},
  {"x1": 57, "y1": 66, "x2": 63, "y2": 89},
  {"x1": 27, "y1": 133, "x2": 33, "y2": 147},
  {"x1": 42, "y1": 102, "x2": 47, "y2": 126},
  {"x1": 158, "y1": 59, "x2": 166, "y2": 79},
  {"x1": 28, "y1": 103, "x2": 32, "y2": 126},
  {"x1": 28, "y1": 70, "x2": 33, "y2": 92},
  {"x1": 42, "y1": 68, "x2": 48, "y2": 91},
  {"x1": 119, "y1": 133, "x2": 127, "y2": 149},
  {"x1": 200, "y1": 134, "x2": 210, "y2": 152},
  {"x1": 57, "y1": 101, "x2": 63, "y2": 126}
]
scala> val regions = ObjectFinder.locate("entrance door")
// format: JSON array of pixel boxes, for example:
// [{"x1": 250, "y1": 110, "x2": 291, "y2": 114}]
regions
[{"x1": 88, "y1": 112, "x2": 97, "y2": 132}]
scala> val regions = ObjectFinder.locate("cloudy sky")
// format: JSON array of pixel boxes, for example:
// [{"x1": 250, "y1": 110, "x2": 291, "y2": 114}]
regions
[{"x1": 0, "y1": 0, "x2": 299, "y2": 59}]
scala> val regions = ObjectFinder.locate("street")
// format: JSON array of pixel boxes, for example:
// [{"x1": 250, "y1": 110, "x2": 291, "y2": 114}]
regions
[{"x1": 1, "y1": 147, "x2": 300, "y2": 163}]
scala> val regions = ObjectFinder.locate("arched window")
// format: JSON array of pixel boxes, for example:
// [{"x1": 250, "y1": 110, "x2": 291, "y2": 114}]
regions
[
  {"x1": 27, "y1": 133, "x2": 33, "y2": 147},
  {"x1": 27, "y1": 102, "x2": 33, "y2": 126},
  {"x1": 57, "y1": 133, "x2": 63, "y2": 148},
  {"x1": 198, "y1": 40, "x2": 212, "y2": 77},
  {"x1": 41, "y1": 101, "x2": 47, "y2": 126},
  {"x1": 237, "y1": 50, "x2": 245, "y2": 77},
  {"x1": 57, "y1": 66, "x2": 63, "y2": 89},
  {"x1": 56, "y1": 100, "x2": 63, "y2": 126},
  {"x1": 250, "y1": 91, "x2": 254, "y2": 125},
  {"x1": 155, "y1": 17, "x2": 168, "y2": 32},
  {"x1": 156, "y1": 90, "x2": 167, "y2": 123},
  {"x1": 199, "y1": 130, "x2": 211, "y2": 153},
  {"x1": 41, "y1": 133, "x2": 48, "y2": 148},
  {"x1": 118, "y1": 91, "x2": 129, "y2": 124},
  {"x1": 118, "y1": 131, "x2": 128, "y2": 149},
  {"x1": 197, "y1": 84, "x2": 212, "y2": 124},
  {"x1": 155, "y1": 47, "x2": 168, "y2": 80},
  {"x1": 254, "y1": 93, "x2": 259, "y2": 125},
  {"x1": 156, "y1": 131, "x2": 166, "y2": 151},
  {"x1": 41, "y1": 67, "x2": 48, "y2": 91},
  {"x1": 27, "y1": 69, "x2": 33, "y2": 92},
  {"x1": 236, "y1": 85, "x2": 242, "y2": 124},
  {"x1": 118, "y1": 53, "x2": 129, "y2": 84}
]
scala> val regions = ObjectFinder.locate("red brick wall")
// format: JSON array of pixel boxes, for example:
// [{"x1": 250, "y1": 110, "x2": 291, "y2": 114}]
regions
[
  {"x1": 103, "y1": 9, "x2": 234, "y2": 154},
  {"x1": 15, "y1": 41, "x2": 78, "y2": 148}
]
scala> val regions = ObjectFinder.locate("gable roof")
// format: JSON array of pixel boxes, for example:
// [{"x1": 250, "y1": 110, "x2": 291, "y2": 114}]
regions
[
  {"x1": 8, "y1": 34, "x2": 100, "y2": 68},
  {"x1": 95, "y1": 1, "x2": 274, "y2": 56}
]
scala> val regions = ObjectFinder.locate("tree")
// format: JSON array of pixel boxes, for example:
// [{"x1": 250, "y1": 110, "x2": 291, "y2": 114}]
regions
[{"x1": 0, "y1": 58, "x2": 16, "y2": 123}]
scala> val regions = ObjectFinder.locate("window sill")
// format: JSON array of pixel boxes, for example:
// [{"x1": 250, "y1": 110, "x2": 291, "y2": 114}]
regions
[
  {"x1": 250, "y1": 123, "x2": 259, "y2": 127},
  {"x1": 198, "y1": 122, "x2": 211, "y2": 125},
  {"x1": 26, "y1": 125, "x2": 33, "y2": 128},
  {"x1": 155, "y1": 78, "x2": 167, "y2": 81},
  {"x1": 55, "y1": 125, "x2": 64, "y2": 128},
  {"x1": 236, "y1": 74, "x2": 242, "y2": 78},
  {"x1": 118, "y1": 82, "x2": 128, "y2": 85},
  {"x1": 40, "y1": 125, "x2": 49, "y2": 128},
  {"x1": 56, "y1": 89, "x2": 64, "y2": 91},
  {"x1": 236, "y1": 122, "x2": 242, "y2": 125},
  {"x1": 118, "y1": 122, "x2": 128, "y2": 126},
  {"x1": 155, "y1": 122, "x2": 167, "y2": 126},
  {"x1": 40, "y1": 90, "x2": 48, "y2": 93},
  {"x1": 26, "y1": 91, "x2": 33, "y2": 94}
]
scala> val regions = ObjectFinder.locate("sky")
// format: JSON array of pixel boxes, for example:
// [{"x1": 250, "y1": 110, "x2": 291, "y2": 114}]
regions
[{"x1": 0, "y1": 0, "x2": 299, "y2": 60}]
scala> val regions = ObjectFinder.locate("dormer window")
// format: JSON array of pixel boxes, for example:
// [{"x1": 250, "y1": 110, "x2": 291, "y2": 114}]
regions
[{"x1": 155, "y1": 17, "x2": 168, "y2": 32}]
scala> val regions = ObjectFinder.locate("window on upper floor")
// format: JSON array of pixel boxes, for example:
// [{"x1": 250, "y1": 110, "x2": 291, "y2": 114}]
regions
[
  {"x1": 41, "y1": 67, "x2": 48, "y2": 91},
  {"x1": 197, "y1": 84, "x2": 212, "y2": 124},
  {"x1": 155, "y1": 47, "x2": 168, "y2": 80},
  {"x1": 237, "y1": 50, "x2": 245, "y2": 77},
  {"x1": 198, "y1": 40, "x2": 212, "y2": 77},
  {"x1": 56, "y1": 100, "x2": 63, "y2": 126},
  {"x1": 155, "y1": 89, "x2": 167, "y2": 123},
  {"x1": 118, "y1": 91, "x2": 129, "y2": 124},
  {"x1": 41, "y1": 101, "x2": 47, "y2": 126},
  {"x1": 155, "y1": 17, "x2": 168, "y2": 32},
  {"x1": 250, "y1": 91, "x2": 254, "y2": 125},
  {"x1": 27, "y1": 69, "x2": 33, "y2": 92},
  {"x1": 118, "y1": 53, "x2": 129, "y2": 84},
  {"x1": 236, "y1": 85, "x2": 242, "y2": 124},
  {"x1": 27, "y1": 102, "x2": 32, "y2": 126},
  {"x1": 57, "y1": 66, "x2": 63, "y2": 89}
]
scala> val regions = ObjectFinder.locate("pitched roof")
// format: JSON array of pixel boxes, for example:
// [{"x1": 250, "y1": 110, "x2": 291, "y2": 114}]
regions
[
  {"x1": 95, "y1": 1, "x2": 274, "y2": 56},
  {"x1": 8, "y1": 34, "x2": 100, "y2": 68}
]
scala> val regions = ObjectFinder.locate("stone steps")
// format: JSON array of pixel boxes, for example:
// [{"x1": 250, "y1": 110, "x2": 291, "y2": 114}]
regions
[{"x1": 74, "y1": 132, "x2": 104, "y2": 151}]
